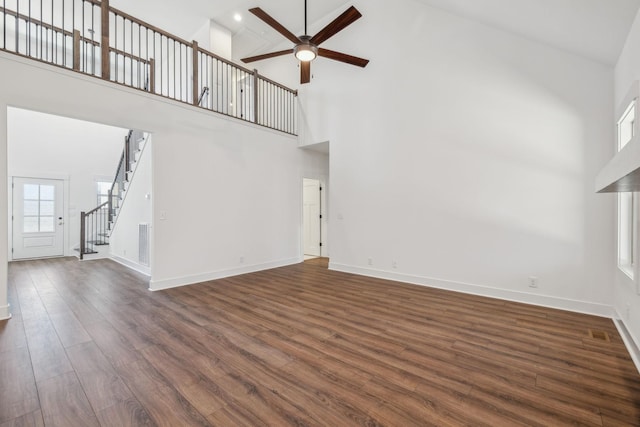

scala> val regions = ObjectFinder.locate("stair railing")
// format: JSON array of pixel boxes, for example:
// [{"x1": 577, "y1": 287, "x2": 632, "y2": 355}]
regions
[
  {"x1": 79, "y1": 129, "x2": 141, "y2": 259},
  {"x1": 108, "y1": 130, "x2": 139, "y2": 225},
  {"x1": 0, "y1": 0, "x2": 298, "y2": 135},
  {"x1": 79, "y1": 201, "x2": 109, "y2": 260},
  {"x1": 108, "y1": 151, "x2": 126, "y2": 225}
]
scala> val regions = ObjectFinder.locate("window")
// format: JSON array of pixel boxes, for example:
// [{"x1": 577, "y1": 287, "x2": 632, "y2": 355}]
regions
[
  {"x1": 618, "y1": 100, "x2": 635, "y2": 151},
  {"x1": 96, "y1": 181, "x2": 111, "y2": 208},
  {"x1": 617, "y1": 98, "x2": 637, "y2": 278},
  {"x1": 23, "y1": 184, "x2": 55, "y2": 233},
  {"x1": 618, "y1": 192, "x2": 635, "y2": 278}
]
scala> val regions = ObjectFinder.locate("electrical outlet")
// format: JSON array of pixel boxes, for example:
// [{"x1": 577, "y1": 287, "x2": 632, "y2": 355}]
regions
[
  {"x1": 240, "y1": 256, "x2": 245, "y2": 264},
  {"x1": 392, "y1": 260, "x2": 397, "y2": 269},
  {"x1": 367, "y1": 258, "x2": 373, "y2": 266},
  {"x1": 528, "y1": 276, "x2": 538, "y2": 288}
]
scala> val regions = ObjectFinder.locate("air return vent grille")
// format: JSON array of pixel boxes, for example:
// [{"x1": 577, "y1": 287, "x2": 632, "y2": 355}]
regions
[
  {"x1": 139, "y1": 223, "x2": 150, "y2": 266},
  {"x1": 588, "y1": 329, "x2": 610, "y2": 342}
]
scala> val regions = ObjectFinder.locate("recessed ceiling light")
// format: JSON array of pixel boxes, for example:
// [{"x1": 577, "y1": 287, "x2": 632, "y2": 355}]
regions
[{"x1": 234, "y1": 13, "x2": 242, "y2": 22}]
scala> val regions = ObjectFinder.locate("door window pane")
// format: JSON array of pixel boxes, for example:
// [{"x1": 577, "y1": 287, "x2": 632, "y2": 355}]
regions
[
  {"x1": 40, "y1": 217, "x2": 54, "y2": 232},
  {"x1": 40, "y1": 201, "x2": 54, "y2": 216},
  {"x1": 23, "y1": 184, "x2": 56, "y2": 233},
  {"x1": 618, "y1": 192, "x2": 635, "y2": 279},
  {"x1": 617, "y1": 100, "x2": 637, "y2": 279},
  {"x1": 24, "y1": 184, "x2": 39, "y2": 200},
  {"x1": 23, "y1": 200, "x2": 39, "y2": 216},
  {"x1": 23, "y1": 217, "x2": 39, "y2": 233},
  {"x1": 40, "y1": 185, "x2": 55, "y2": 200}
]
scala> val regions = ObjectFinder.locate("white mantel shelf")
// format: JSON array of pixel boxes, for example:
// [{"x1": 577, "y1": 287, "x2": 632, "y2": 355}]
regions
[{"x1": 596, "y1": 134, "x2": 640, "y2": 193}]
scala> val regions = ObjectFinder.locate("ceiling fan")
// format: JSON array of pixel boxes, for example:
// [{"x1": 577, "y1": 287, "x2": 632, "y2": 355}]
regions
[{"x1": 241, "y1": 0, "x2": 369, "y2": 84}]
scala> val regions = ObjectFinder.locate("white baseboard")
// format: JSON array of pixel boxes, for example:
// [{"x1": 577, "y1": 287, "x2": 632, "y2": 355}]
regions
[
  {"x1": 110, "y1": 255, "x2": 151, "y2": 277},
  {"x1": 329, "y1": 263, "x2": 614, "y2": 318},
  {"x1": 149, "y1": 257, "x2": 302, "y2": 291},
  {"x1": 613, "y1": 311, "x2": 640, "y2": 375},
  {"x1": 0, "y1": 304, "x2": 11, "y2": 320}
]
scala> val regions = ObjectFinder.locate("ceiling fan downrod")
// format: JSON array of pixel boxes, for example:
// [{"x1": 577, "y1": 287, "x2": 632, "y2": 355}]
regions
[{"x1": 304, "y1": 0, "x2": 308, "y2": 35}]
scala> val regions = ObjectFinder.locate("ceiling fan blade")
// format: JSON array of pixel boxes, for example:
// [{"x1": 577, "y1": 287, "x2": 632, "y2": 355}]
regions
[
  {"x1": 249, "y1": 7, "x2": 301, "y2": 45},
  {"x1": 241, "y1": 49, "x2": 294, "y2": 64},
  {"x1": 301, "y1": 61, "x2": 311, "y2": 84},
  {"x1": 318, "y1": 48, "x2": 369, "y2": 68},
  {"x1": 310, "y1": 6, "x2": 362, "y2": 46}
]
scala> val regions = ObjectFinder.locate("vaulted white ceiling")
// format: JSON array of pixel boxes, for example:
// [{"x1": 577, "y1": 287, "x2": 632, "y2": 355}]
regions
[
  {"x1": 415, "y1": 0, "x2": 640, "y2": 65},
  {"x1": 111, "y1": 0, "x2": 640, "y2": 66}
]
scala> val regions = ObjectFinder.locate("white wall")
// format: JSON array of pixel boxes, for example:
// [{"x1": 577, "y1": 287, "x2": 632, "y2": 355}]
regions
[
  {"x1": 613, "y1": 8, "x2": 640, "y2": 357},
  {"x1": 191, "y1": 19, "x2": 233, "y2": 59},
  {"x1": 7, "y1": 108, "x2": 127, "y2": 256},
  {"x1": 150, "y1": 116, "x2": 303, "y2": 290},
  {"x1": 109, "y1": 135, "x2": 153, "y2": 275},
  {"x1": 300, "y1": 0, "x2": 615, "y2": 315},
  {"x1": 0, "y1": 50, "x2": 313, "y2": 304}
]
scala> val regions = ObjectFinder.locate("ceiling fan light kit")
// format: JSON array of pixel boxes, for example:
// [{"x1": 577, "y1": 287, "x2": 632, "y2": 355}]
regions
[
  {"x1": 294, "y1": 36, "x2": 318, "y2": 62},
  {"x1": 241, "y1": 0, "x2": 369, "y2": 84}
]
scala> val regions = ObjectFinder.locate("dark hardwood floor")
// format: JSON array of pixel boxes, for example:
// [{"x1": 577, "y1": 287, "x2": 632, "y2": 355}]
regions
[{"x1": 1, "y1": 257, "x2": 639, "y2": 426}]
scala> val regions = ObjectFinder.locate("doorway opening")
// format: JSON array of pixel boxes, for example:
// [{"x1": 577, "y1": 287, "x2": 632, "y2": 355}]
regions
[
  {"x1": 7, "y1": 107, "x2": 130, "y2": 261},
  {"x1": 303, "y1": 178, "x2": 322, "y2": 260},
  {"x1": 12, "y1": 177, "x2": 65, "y2": 260}
]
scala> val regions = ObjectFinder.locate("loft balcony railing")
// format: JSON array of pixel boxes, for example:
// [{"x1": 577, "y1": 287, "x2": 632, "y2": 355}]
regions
[{"x1": 0, "y1": 0, "x2": 298, "y2": 135}]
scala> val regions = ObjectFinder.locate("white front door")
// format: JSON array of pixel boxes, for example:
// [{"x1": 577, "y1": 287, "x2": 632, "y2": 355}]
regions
[
  {"x1": 12, "y1": 177, "x2": 64, "y2": 259},
  {"x1": 303, "y1": 178, "x2": 321, "y2": 257}
]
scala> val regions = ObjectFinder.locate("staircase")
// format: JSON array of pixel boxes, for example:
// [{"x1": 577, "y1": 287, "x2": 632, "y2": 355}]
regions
[{"x1": 78, "y1": 130, "x2": 147, "y2": 260}]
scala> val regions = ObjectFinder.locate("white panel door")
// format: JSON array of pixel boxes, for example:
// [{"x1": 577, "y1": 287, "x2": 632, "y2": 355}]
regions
[
  {"x1": 13, "y1": 177, "x2": 64, "y2": 259},
  {"x1": 303, "y1": 178, "x2": 321, "y2": 257}
]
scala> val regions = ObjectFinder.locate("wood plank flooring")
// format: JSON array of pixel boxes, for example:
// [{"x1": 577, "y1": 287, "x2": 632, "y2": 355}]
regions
[{"x1": 1, "y1": 256, "x2": 640, "y2": 426}]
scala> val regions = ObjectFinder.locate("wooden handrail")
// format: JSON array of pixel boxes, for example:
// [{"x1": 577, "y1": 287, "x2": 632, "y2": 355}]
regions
[
  {"x1": 256, "y1": 73, "x2": 299, "y2": 96},
  {"x1": 109, "y1": 46, "x2": 151, "y2": 65},
  {"x1": 108, "y1": 6, "x2": 192, "y2": 47},
  {"x1": 1, "y1": 4, "x2": 297, "y2": 96},
  {"x1": 80, "y1": 198, "x2": 109, "y2": 259},
  {"x1": 1, "y1": 8, "x2": 100, "y2": 46},
  {"x1": 195, "y1": 46, "x2": 294, "y2": 94},
  {"x1": 196, "y1": 46, "x2": 297, "y2": 95},
  {"x1": 84, "y1": 201, "x2": 109, "y2": 217},
  {"x1": 1, "y1": 0, "x2": 298, "y2": 134},
  {"x1": 197, "y1": 46, "x2": 254, "y2": 75}
]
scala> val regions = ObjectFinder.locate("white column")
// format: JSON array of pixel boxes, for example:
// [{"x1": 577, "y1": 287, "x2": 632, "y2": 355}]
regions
[
  {"x1": 0, "y1": 105, "x2": 10, "y2": 320},
  {"x1": 209, "y1": 21, "x2": 232, "y2": 60},
  {"x1": 190, "y1": 20, "x2": 232, "y2": 60}
]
